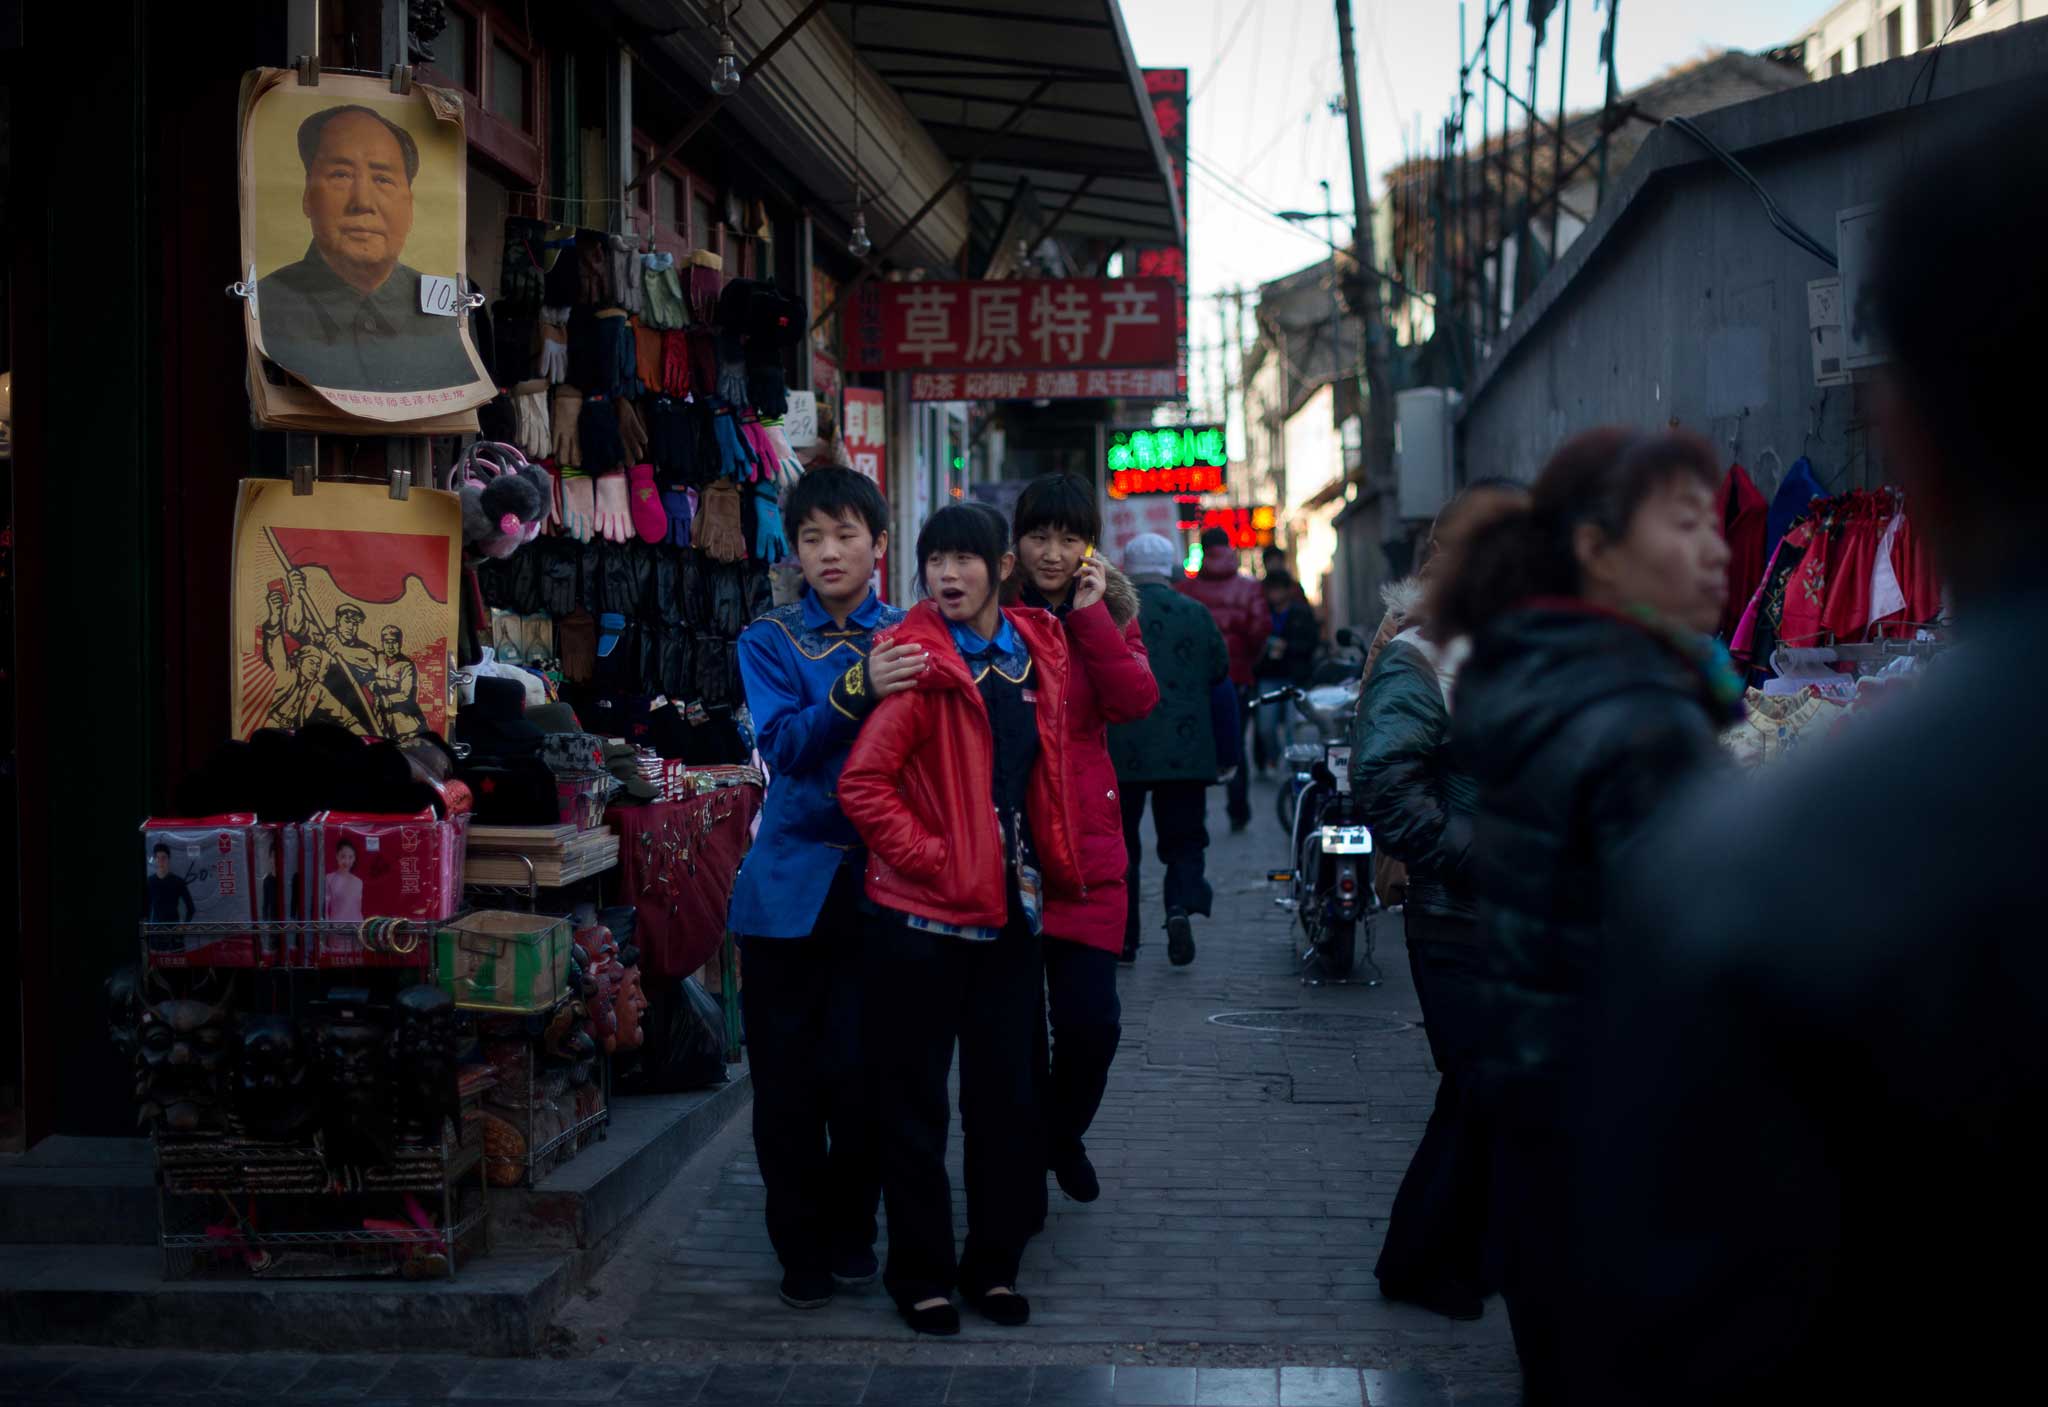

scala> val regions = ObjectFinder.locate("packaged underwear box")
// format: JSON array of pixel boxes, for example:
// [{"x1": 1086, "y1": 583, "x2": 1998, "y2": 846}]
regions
[
  {"x1": 303, "y1": 811, "x2": 467, "y2": 967},
  {"x1": 140, "y1": 814, "x2": 265, "y2": 967}
]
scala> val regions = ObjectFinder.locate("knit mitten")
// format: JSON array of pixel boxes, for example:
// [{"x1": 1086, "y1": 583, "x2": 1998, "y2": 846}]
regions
[
  {"x1": 696, "y1": 480, "x2": 747, "y2": 563},
  {"x1": 617, "y1": 397, "x2": 649, "y2": 465},
  {"x1": 594, "y1": 472, "x2": 632, "y2": 545},
  {"x1": 539, "y1": 323, "x2": 569, "y2": 383},
  {"x1": 551, "y1": 386, "x2": 583, "y2": 464}
]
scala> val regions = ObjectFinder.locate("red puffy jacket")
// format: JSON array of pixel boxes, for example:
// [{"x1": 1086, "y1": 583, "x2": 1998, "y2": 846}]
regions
[
  {"x1": 1177, "y1": 544, "x2": 1270, "y2": 687},
  {"x1": 1040, "y1": 570, "x2": 1158, "y2": 953},
  {"x1": 839, "y1": 602, "x2": 1082, "y2": 931}
]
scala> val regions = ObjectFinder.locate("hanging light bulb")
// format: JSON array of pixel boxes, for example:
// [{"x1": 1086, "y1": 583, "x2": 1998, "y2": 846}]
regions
[
  {"x1": 710, "y1": 29, "x2": 742, "y2": 96},
  {"x1": 848, "y1": 209, "x2": 872, "y2": 259}
]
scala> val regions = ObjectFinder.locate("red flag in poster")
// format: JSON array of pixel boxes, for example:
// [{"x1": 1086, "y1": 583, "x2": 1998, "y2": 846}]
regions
[
  {"x1": 268, "y1": 527, "x2": 452, "y2": 604},
  {"x1": 844, "y1": 277, "x2": 1178, "y2": 373}
]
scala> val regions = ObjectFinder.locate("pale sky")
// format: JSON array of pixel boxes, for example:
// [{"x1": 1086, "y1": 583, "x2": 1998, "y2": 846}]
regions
[{"x1": 1116, "y1": 0, "x2": 1816, "y2": 417}]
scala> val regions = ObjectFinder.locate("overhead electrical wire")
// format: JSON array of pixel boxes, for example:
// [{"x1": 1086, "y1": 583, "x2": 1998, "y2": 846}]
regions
[{"x1": 1661, "y1": 114, "x2": 1838, "y2": 269}]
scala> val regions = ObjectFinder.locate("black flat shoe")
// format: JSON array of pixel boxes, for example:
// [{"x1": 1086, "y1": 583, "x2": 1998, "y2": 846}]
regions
[
  {"x1": 964, "y1": 1287, "x2": 1031, "y2": 1326},
  {"x1": 899, "y1": 1300, "x2": 961, "y2": 1336},
  {"x1": 780, "y1": 1269, "x2": 834, "y2": 1309},
  {"x1": 1052, "y1": 1150, "x2": 1101, "y2": 1203}
]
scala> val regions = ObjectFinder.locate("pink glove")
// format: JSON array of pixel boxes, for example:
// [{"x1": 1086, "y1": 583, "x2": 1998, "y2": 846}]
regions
[
  {"x1": 560, "y1": 472, "x2": 595, "y2": 544},
  {"x1": 594, "y1": 471, "x2": 632, "y2": 544},
  {"x1": 628, "y1": 464, "x2": 667, "y2": 544}
]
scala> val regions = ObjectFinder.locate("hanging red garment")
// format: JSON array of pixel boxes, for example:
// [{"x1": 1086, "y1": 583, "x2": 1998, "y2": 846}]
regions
[
  {"x1": 1776, "y1": 497, "x2": 1847, "y2": 650},
  {"x1": 1716, "y1": 462, "x2": 1771, "y2": 638},
  {"x1": 1816, "y1": 489, "x2": 1894, "y2": 642},
  {"x1": 1887, "y1": 507, "x2": 1945, "y2": 632}
]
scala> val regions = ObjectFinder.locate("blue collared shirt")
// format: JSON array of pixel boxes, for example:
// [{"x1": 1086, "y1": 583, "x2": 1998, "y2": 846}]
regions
[
  {"x1": 947, "y1": 615, "x2": 1025, "y2": 667},
  {"x1": 728, "y1": 587, "x2": 903, "y2": 938}
]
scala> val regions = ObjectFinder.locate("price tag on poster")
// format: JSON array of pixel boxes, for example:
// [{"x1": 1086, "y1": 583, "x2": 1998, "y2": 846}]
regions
[
  {"x1": 782, "y1": 389, "x2": 818, "y2": 448},
  {"x1": 418, "y1": 274, "x2": 463, "y2": 317}
]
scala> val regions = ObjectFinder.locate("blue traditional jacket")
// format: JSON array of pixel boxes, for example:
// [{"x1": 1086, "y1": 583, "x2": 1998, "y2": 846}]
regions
[{"x1": 727, "y1": 588, "x2": 903, "y2": 938}]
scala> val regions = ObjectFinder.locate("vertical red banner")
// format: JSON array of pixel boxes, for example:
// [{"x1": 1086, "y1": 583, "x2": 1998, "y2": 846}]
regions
[
  {"x1": 843, "y1": 387, "x2": 889, "y2": 601},
  {"x1": 1140, "y1": 68, "x2": 1189, "y2": 400}
]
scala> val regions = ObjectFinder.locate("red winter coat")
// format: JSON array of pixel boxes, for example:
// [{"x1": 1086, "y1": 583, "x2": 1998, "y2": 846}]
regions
[
  {"x1": 1178, "y1": 545, "x2": 1270, "y2": 686},
  {"x1": 1038, "y1": 569, "x2": 1159, "y2": 953},
  {"x1": 839, "y1": 601, "x2": 1083, "y2": 931}
]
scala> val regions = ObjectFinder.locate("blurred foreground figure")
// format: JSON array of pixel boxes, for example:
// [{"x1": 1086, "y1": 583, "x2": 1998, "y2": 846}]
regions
[{"x1": 1566, "y1": 92, "x2": 2048, "y2": 1404}]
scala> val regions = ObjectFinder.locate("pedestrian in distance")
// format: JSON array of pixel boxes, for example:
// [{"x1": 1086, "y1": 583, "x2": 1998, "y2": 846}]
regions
[
  {"x1": 1438, "y1": 427, "x2": 1736, "y2": 1403},
  {"x1": 1251, "y1": 567, "x2": 1319, "y2": 766},
  {"x1": 727, "y1": 467, "x2": 922, "y2": 1311},
  {"x1": 1108, "y1": 533, "x2": 1232, "y2": 967},
  {"x1": 1563, "y1": 89, "x2": 2048, "y2": 1406},
  {"x1": 1177, "y1": 526, "x2": 1269, "y2": 830},
  {"x1": 838, "y1": 503, "x2": 1084, "y2": 1336},
  {"x1": 1352, "y1": 479, "x2": 1528, "y2": 1323},
  {"x1": 1006, "y1": 474, "x2": 1160, "y2": 1209}
]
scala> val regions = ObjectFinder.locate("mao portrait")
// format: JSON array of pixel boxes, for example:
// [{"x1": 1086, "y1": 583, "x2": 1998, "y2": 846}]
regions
[{"x1": 241, "y1": 75, "x2": 489, "y2": 401}]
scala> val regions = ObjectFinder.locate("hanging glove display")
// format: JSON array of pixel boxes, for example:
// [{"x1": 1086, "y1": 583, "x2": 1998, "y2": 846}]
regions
[
  {"x1": 616, "y1": 397, "x2": 650, "y2": 466},
  {"x1": 608, "y1": 236, "x2": 644, "y2": 315},
  {"x1": 696, "y1": 480, "x2": 747, "y2": 563},
  {"x1": 559, "y1": 472, "x2": 596, "y2": 544},
  {"x1": 747, "y1": 363, "x2": 789, "y2": 419},
  {"x1": 599, "y1": 309, "x2": 635, "y2": 399},
  {"x1": 716, "y1": 344, "x2": 750, "y2": 407},
  {"x1": 648, "y1": 397, "x2": 692, "y2": 488},
  {"x1": 628, "y1": 465, "x2": 668, "y2": 545},
  {"x1": 513, "y1": 381, "x2": 552, "y2": 460},
  {"x1": 633, "y1": 322, "x2": 663, "y2": 398},
  {"x1": 661, "y1": 330, "x2": 691, "y2": 397},
  {"x1": 539, "y1": 323, "x2": 569, "y2": 383},
  {"x1": 578, "y1": 235, "x2": 608, "y2": 305},
  {"x1": 710, "y1": 409, "x2": 749, "y2": 481},
  {"x1": 579, "y1": 395, "x2": 627, "y2": 476},
  {"x1": 641, "y1": 255, "x2": 686, "y2": 331},
  {"x1": 594, "y1": 471, "x2": 633, "y2": 544},
  {"x1": 662, "y1": 488, "x2": 694, "y2": 549},
  {"x1": 551, "y1": 386, "x2": 584, "y2": 465},
  {"x1": 751, "y1": 478, "x2": 789, "y2": 563}
]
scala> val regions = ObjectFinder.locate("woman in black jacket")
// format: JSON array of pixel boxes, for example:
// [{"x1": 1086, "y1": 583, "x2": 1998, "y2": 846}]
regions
[
  {"x1": 1438, "y1": 428, "x2": 1739, "y2": 1403},
  {"x1": 1353, "y1": 480, "x2": 1527, "y2": 1322}
]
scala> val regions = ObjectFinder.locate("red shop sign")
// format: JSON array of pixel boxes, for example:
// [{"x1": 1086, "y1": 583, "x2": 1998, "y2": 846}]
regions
[{"x1": 846, "y1": 277, "x2": 1179, "y2": 373}]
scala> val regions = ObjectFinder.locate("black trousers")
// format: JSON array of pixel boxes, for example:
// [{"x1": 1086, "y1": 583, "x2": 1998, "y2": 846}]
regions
[
  {"x1": 1375, "y1": 909, "x2": 1491, "y2": 1303},
  {"x1": 735, "y1": 869, "x2": 880, "y2": 1276},
  {"x1": 1042, "y1": 940, "x2": 1121, "y2": 1163},
  {"x1": 868, "y1": 910, "x2": 1044, "y2": 1305},
  {"x1": 1120, "y1": 781, "x2": 1214, "y2": 951},
  {"x1": 1225, "y1": 685, "x2": 1252, "y2": 826}
]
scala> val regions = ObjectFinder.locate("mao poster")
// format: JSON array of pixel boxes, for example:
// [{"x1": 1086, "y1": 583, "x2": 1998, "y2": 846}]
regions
[
  {"x1": 238, "y1": 70, "x2": 494, "y2": 424},
  {"x1": 230, "y1": 480, "x2": 462, "y2": 743}
]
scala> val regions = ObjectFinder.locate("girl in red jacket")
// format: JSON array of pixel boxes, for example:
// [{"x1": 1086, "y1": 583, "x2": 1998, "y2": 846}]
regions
[
  {"x1": 1009, "y1": 475, "x2": 1158, "y2": 1208},
  {"x1": 838, "y1": 502, "x2": 1082, "y2": 1336}
]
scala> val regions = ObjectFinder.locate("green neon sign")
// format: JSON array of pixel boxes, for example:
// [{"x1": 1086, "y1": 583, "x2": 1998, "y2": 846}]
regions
[{"x1": 1106, "y1": 424, "x2": 1227, "y2": 474}]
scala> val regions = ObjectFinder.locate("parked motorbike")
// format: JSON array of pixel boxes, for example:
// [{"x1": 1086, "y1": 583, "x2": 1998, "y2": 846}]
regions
[{"x1": 1258, "y1": 681, "x2": 1379, "y2": 985}]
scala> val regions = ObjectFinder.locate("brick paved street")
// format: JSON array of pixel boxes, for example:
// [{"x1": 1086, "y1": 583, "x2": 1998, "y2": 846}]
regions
[{"x1": 0, "y1": 781, "x2": 1522, "y2": 1405}]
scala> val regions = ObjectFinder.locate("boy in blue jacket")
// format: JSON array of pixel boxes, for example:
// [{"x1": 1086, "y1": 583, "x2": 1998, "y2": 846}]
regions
[{"x1": 729, "y1": 468, "x2": 926, "y2": 1309}]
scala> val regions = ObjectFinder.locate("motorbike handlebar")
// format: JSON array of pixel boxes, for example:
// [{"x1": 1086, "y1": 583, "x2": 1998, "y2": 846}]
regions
[{"x1": 1251, "y1": 686, "x2": 1302, "y2": 709}]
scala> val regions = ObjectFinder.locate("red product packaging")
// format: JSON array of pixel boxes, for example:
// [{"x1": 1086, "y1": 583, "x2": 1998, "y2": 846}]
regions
[
  {"x1": 140, "y1": 814, "x2": 263, "y2": 967},
  {"x1": 305, "y1": 810, "x2": 467, "y2": 967}
]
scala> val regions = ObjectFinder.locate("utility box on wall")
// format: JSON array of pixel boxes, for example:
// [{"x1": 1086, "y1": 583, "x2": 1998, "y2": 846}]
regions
[{"x1": 1396, "y1": 387, "x2": 1461, "y2": 522}]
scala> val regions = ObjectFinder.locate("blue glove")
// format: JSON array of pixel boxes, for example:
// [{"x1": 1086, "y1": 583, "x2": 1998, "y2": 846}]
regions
[
  {"x1": 752, "y1": 479, "x2": 788, "y2": 562},
  {"x1": 711, "y1": 410, "x2": 747, "y2": 480},
  {"x1": 662, "y1": 488, "x2": 694, "y2": 549}
]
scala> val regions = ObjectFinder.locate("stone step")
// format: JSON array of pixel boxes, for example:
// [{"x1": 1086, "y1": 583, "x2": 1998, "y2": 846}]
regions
[{"x1": 0, "y1": 1070, "x2": 750, "y2": 1354}]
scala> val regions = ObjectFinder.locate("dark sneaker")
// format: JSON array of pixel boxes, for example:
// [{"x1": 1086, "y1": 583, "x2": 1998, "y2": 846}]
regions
[
  {"x1": 832, "y1": 1249, "x2": 880, "y2": 1287},
  {"x1": 1052, "y1": 1149, "x2": 1101, "y2": 1203},
  {"x1": 899, "y1": 1299, "x2": 962, "y2": 1336},
  {"x1": 963, "y1": 1287, "x2": 1031, "y2": 1326},
  {"x1": 779, "y1": 1269, "x2": 834, "y2": 1309},
  {"x1": 1166, "y1": 909, "x2": 1195, "y2": 966}
]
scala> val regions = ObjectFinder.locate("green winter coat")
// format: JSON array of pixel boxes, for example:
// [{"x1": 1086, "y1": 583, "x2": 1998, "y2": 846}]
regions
[{"x1": 1108, "y1": 579, "x2": 1231, "y2": 784}]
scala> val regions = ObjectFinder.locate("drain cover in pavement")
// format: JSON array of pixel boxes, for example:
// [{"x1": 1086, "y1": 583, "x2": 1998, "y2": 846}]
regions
[{"x1": 1208, "y1": 1009, "x2": 1412, "y2": 1035}]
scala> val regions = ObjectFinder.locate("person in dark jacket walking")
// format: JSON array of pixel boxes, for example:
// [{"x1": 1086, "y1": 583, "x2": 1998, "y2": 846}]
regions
[
  {"x1": 1110, "y1": 533, "x2": 1231, "y2": 966},
  {"x1": 1251, "y1": 569, "x2": 1319, "y2": 767},
  {"x1": 1562, "y1": 94, "x2": 2048, "y2": 1407},
  {"x1": 1178, "y1": 528, "x2": 1269, "y2": 829},
  {"x1": 1355, "y1": 479, "x2": 1527, "y2": 1321},
  {"x1": 1438, "y1": 427, "x2": 1737, "y2": 1402}
]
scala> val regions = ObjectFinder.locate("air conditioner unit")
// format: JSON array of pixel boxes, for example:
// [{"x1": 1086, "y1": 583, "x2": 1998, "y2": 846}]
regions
[{"x1": 1396, "y1": 387, "x2": 1460, "y2": 522}]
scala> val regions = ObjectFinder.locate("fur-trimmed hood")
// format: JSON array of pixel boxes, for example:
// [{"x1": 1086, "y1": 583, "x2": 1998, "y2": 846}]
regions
[
  {"x1": 1379, "y1": 576, "x2": 1425, "y2": 627},
  {"x1": 1007, "y1": 561, "x2": 1141, "y2": 627}
]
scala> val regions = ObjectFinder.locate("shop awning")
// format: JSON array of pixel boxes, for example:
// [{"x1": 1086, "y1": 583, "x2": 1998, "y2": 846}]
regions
[{"x1": 825, "y1": 0, "x2": 1185, "y2": 251}]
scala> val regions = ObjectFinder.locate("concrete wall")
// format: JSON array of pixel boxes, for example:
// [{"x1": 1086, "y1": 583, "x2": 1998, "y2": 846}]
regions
[{"x1": 1460, "y1": 18, "x2": 2048, "y2": 502}]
